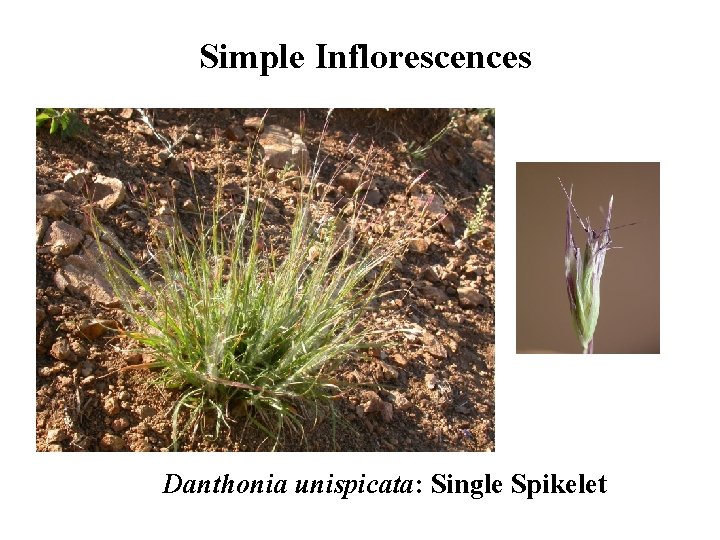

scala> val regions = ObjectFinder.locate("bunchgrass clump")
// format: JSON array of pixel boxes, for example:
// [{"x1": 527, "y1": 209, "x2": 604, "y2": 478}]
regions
[{"x1": 96, "y1": 159, "x2": 405, "y2": 449}]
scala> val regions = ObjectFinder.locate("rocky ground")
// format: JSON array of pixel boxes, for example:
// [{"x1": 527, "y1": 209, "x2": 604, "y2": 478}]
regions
[{"x1": 36, "y1": 108, "x2": 495, "y2": 451}]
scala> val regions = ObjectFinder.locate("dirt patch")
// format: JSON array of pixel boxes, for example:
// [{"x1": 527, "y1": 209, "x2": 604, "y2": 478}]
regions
[{"x1": 36, "y1": 108, "x2": 494, "y2": 451}]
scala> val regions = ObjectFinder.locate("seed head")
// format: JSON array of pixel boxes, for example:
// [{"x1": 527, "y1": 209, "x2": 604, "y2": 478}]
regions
[{"x1": 560, "y1": 180, "x2": 614, "y2": 354}]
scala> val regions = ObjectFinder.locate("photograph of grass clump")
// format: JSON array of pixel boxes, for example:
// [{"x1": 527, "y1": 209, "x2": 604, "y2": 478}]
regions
[
  {"x1": 516, "y1": 162, "x2": 659, "y2": 354},
  {"x1": 36, "y1": 108, "x2": 495, "y2": 451}
]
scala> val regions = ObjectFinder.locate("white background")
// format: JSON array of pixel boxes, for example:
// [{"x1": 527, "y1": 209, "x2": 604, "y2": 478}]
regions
[{"x1": 5, "y1": 1, "x2": 719, "y2": 538}]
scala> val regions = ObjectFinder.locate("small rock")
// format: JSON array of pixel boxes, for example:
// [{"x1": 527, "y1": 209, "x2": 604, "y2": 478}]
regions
[
  {"x1": 112, "y1": 417, "x2": 130, "y2": 432},
  {"x1": 119, "y1": 108, "x2": 134, "y2": 119},
  {"x1": 77, "y1": 318, "x2": 114, "y2": 340},
  {"x1": 408, "y1": 238, "x2": 429, "y2": 254},
  {"x1": 314, "y1": 182, "x2": 334, "y2": 199},
  {"x1": 221, "y1": 178, "x2": 248, "y2": 196},
  {"x1": 425, "y1": 373, "x2": 438, "y2": 390},
  {"x1": 181, "y1": 132, "x2": 197, "y2": 146},
  {"x1": 362, "y1": 188, "x2": 383, "y2": 206},
  {"x1": 422, "y1": 333, "x2": 448, "y2": 359},
  {"x1": 224, "y1": 126, "x2": 245, "y2": 141},
  {"x1": 380, "y1": 402, "x2": 393, "y2": 423},
  {"x1": 414, "y1": 281, "x2": 448, "y2": 304},
  {"x1": 457, "y1": 286, "x2": 488, "y2": 308},
  {"x1": 420, "y1": 265, "x2": 441, "y2": 283},
  {"x1": 63, "y1": 169, "x2": 92, "y2": 194},
  {"x1": 484, "y1": 344, "x2": 495, "y2": 369},
  {"x1": 138, "y1": 405, "x2": 157, "y2": 420},
  {"x1": 36, "y1": 307, "x2": 46, "y2": 327},
  {"x1": 454, "y1": 403, "x2": 473, "y2": 415},
  {"x1": 411, "y1": 193, "x2": 446, "y2": 217},
  {"x1": 37, "y1": 193, "x2": 68, "y2": 218},
  {"x1": 439, "y1": 215, "x2": 455, "y2": 235},
  {"x1": 472, "y1": 138, "x2": 495, "y2": 162},
  {"x1": 50, "y1": 338, "x2": 76, "y2": 362},
  {"x1": 243, "y1": 116, "x2": 265, "y2": 132},
  {"x1": 391, "y1": 353, "x2": 409, "y2": 367},
  {"x1": 37, "y1": 322, "x2": 54, "y2": 352},
  {"x1": 55, "y1": 251, "x2": 118, "y2": 306},
  {"x1": 103, "y1": 396, "x2": 121, "y2": 416},
  {"x1": 126, "y1": 352, "x2": 143, "y2": 365},
  {"x1": 91, "y1": 175, "x2": 126, "y2": 211},
  {"x1": 134, "y1": 439, "x2": 153, "y2": 452},
  {"x1": 359, "y1": 391, "x2": 384, "y2": 414},
  {"x1": 156, "y1": 200, "x2": 174, "y2": 216},
  {"x1": 43, "y1": 221, "x2": 84, "y2": 256},
  {"x1": 389, "y1": 391, "x2": 411, "y2": 411},
  {"x1": 337, "y1": 171, "x2": 375, "y2": 193},
  {"x1": 46, "y1": 428, "x2": 67, "y2": 445},
  {"x1": 70, "y1": 341, "x2": 89, "y2": 358},
  {"x1": 375, "y1": 360, "x2": 398, "y2": 381},
  {"x1": 36, "y1": 216, "x2": 49, "y2": 244},
  {"x1": 223, "y1": 161, "x2": 239, "y2": 173},
  {"x1": 259, "y1": 125, "x2": 310, "y2": 173},
  {"x1": 100, "y1": 433, "x2": 125, "y2": 451}
]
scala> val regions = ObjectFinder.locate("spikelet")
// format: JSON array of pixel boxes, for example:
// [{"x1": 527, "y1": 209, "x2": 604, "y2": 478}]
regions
[{"x1": 560, "y1": 180, "x2": 614, "y2": 354}]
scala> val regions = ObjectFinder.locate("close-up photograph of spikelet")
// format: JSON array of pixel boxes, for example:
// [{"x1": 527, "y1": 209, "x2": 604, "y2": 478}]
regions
[{"x1": 516, "y1": 162, "x2": 659, "y2": 354}]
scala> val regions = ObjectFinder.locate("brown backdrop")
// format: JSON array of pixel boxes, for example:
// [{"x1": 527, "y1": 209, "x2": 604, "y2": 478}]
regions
[{"x1": 516, "y1": 163, "x2": 660, "y2": 354}]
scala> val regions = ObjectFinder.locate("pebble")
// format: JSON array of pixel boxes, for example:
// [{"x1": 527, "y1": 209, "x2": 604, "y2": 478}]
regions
[
  {"x1": 414, "y1": 281, "x2": 448, "y2": 304},
  {"x1": 43, "y1": 220, "x2": 84, "y2": 256},
  {"x1": 46, "y1": 428, "x2": 67, "y2": 445},
  {"x1": 243, "y1": 116, "x2": 264, "y2": 132},
  {"x1": 422, "y1": 333, "x2": 448, "y2": 359},
  {"x1": 103, "y1": 396, "x2": 121, "y2": 416},
  {"x1": 36, "y1": 216, "x2": 49, "y2": 244},
  {"x1": 420, "y1": 265, "x2": 441, "y2": 283},
  {"x1": 77, "y1": 319, "x2": 113, "y2": 340},
  {"x1": 37, "y1": 193, "x2": 68, "y2": 218},
  {"x1": 408, "y1": 238, "x2": 429, "y2": 254},
  {"x1": 362, "y1": 188, "x2": 383, "y2": 206},
  {"x1": 439, "y1": 215, "x2": 455, "y2": 235},
  {"x1": 63, "y1": 169, "x2": 92, "y2": 194},
  {"x1": 36, "y1": 307, "x2": 46, "y2": 327},
  {"x1": 100, "y1": 433, "x2": 125, "y2": 451},
  {"x1": 181, "y1": 132, "x2": 197, "y2": 145},
  {"x1": 390, "y1": 391, "x2": 411, "y2": 411},
  {"x1": 425, "y1": 373, "x2": 438, "y2": 390},
  {"x1": 138, "y1": 405, "x2": 157, "y2": 420},
  {"x1": 359, "y1": 391, "x2": 384, "y2": 414},
  {"x1": 55, "y1": 253, "x2": 117, "y2": 306},
  {"x1": 112, "y1": 417, "x2": 130, "y2": 432},
  {"x1": 391, "y1": 353, "x2": 409, "y2": 367},
  {"x1": 91, "y1": 175, "x2": 126, "y2": 211},
  {"x1": 125, "y1": 352, "x2": 143, "y2": 365},
  {"x1": 259, "y1": 125, "x2": 309, "y2": 172},
  {"x1": 70, "y1": 341, "x2": 89, "y2": 358},
  {"x1": 380, "y1": 402, "x2": 393, "y2": 423},
  {"x1": 411, "y1": 193, "x2": 446, "y2": 217},
  {"x1": 457, "y1": 286, "x2": 488, "y2": 308},
  {"x1": 50, "y1": 338, "x2": 76, "y2": 362}
]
